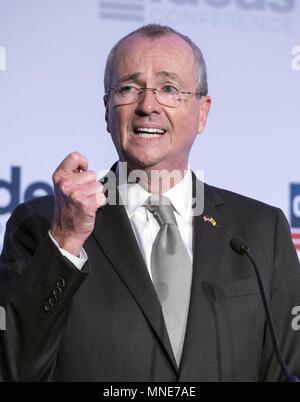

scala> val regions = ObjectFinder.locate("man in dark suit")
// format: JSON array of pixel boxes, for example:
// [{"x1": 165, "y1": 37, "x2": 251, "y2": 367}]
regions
[{"x1": 1, "y1": 24, "x2": 300, "y2": 382}]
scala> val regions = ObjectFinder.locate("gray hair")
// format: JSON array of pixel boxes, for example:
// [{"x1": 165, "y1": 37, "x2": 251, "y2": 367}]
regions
[{"x1": 104, "y1": 24, "x2": 208, "y2": 97}]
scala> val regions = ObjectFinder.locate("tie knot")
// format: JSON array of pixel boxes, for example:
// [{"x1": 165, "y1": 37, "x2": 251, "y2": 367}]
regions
[{"x1": 144, "y1": 195, "x2": 177, "y2": 226}]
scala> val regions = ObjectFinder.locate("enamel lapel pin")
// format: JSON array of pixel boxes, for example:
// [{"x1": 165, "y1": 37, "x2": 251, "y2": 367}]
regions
[{"x1": 203, "y1": 215, "x2": 219, "y2": 227}]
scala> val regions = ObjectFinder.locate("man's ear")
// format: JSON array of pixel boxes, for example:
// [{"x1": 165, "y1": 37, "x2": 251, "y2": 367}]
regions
[
  {"x1": 197, "y1": 96, "x2": 211, "y2": 134},
  {"x1": 103, "y1": 95, "x2": 110, "y2": 133}
]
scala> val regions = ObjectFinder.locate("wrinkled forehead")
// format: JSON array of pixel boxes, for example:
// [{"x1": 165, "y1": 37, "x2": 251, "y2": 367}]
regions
[{"x1": 112, "y1": 33, "x2": 196, "y2": 85}]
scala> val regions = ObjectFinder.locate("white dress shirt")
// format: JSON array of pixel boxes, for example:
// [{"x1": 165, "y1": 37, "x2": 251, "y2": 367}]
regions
[
  {"x1": 50, "y1": 167, "x2": 194, "y2": 277},
  {"x1": 118, "y1": 169, "x2": 194, "y2": 279}
]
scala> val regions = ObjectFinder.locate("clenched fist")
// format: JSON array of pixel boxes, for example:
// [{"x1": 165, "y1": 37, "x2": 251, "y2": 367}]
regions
[{"x1": 50, "y1": 152, "x2": 106, "y2": 256}]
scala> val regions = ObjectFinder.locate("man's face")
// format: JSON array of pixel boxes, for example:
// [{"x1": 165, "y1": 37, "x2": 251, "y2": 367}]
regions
[{"x1": 104, "y1": 33, "x2": 211, "y2": 173}]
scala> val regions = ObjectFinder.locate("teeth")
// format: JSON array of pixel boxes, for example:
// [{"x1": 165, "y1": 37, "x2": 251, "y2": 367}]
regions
[
  {"x1": 137, "y1": 133, "x2": 161, "y2": 138},
  {"x1": 136, "y1": 127, "x2": 165, "y2": 134}
]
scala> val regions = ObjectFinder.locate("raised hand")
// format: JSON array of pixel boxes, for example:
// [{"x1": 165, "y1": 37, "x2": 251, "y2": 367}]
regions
[{"x1": 50, "y1": 152, "x2": 106, "y2": 256}]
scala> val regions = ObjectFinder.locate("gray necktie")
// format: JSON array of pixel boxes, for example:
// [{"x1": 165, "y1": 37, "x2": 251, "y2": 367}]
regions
[{"x1": 145, "y1": 195, "x2": 193, "y2": 366}]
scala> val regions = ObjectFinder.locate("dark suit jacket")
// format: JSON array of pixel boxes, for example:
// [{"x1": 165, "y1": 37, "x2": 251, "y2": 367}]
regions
[{"x1": 0, "y1": 173, "x2": 300, "y2": 382}]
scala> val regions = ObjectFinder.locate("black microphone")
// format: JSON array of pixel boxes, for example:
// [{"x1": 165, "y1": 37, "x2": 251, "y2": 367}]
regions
[{"x1": 230, "y1": 238, "x2": 299, "y2": 382}]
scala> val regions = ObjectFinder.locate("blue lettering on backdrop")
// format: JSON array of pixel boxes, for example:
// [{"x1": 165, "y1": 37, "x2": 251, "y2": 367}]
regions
[
  {"x1": 169, "y1": 0, "x2": 198, "y2": 5},
  {"x1": 268, "y1": 0, "x2": 294, "y2": 13},
  {"x1": 167, "y1": 0, "x2": 295, "y2": 12},
  {"x1": 0, "y1": 167, "x2": 53, "y2": 215},
  {"x1": 236, "y1": 0, "x2": 264, "y2": 10},
  {"x1": 204, "y1": 0, "x2": 230, "y2": 7},
  {"x1": 291, "y1": 184, "x2": 300, "y2": 229}
]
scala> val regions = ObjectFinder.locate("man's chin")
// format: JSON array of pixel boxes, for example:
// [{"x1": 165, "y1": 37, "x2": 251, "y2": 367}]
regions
[{"x1": 124, "y1": 154, "x2": 164, "y2": 172}]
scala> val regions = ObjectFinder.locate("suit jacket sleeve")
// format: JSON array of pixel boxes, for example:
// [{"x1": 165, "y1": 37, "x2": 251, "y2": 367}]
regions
[
  {"x1": 260, "y1": 209, "x2": 300, "y2": 381},
  {"x1": 0, "y1": 198, "x2": 89, "y2": 381}
]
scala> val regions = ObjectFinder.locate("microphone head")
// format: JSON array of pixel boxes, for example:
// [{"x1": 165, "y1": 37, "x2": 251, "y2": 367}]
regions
[{"x1": 230, "y1": 238, "x2": 249, "y2": 255}]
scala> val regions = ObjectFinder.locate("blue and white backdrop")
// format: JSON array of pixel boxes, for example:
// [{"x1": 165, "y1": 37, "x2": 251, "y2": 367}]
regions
[{"x1": 0, "y1": 0, "x2": 299, "y2": 257}]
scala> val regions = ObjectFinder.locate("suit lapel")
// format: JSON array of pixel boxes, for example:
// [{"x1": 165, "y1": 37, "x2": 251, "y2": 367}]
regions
[
  {"x1": 92, "y1": 187, "x2": 178, "y2": 373},
  {"x1": 179, "y1": 177, "x2": 229, "y2": 378},
  {"x1": 91, "y1": 167, "x2": 229, "y2": 377}
]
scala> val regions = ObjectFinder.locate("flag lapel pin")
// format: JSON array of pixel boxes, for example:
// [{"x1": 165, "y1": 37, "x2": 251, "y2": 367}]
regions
[{"x1": 203, "y1": 215, "x2": 218, "y2": 227}]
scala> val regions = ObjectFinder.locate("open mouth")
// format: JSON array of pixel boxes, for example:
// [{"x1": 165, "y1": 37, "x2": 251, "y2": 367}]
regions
[{"x1": 133, "y1": 127, "x2": 166, "y2": 138}]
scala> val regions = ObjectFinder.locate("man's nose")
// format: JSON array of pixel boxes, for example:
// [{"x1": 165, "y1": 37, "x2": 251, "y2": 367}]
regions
[{"x1": 135, "y1": 89, "x2": 162, "y2": 115}]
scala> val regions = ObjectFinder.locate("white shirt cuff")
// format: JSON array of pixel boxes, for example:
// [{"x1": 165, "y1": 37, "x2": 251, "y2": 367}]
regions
[{"x1": 48, "y1": 231, "x2": 88, "y2": 270}]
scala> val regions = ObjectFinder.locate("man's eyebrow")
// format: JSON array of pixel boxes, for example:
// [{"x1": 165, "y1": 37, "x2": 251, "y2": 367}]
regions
[
  {"x1": 118, "y1": 73, "x2": 142, "y2": 83},
  {"x1": 156, "y1": 71, "x2": 184, "y2": 85},
  {"x1": 117, "y1": 71, "x2": 184, "y2": 85}
]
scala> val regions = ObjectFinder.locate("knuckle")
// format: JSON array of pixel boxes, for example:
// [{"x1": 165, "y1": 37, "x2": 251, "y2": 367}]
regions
[
  {"x1": 91, "y1": 171, "x2": 97, "y2": 181},
  {"x1": 52, "y1": 170, "x2": 62, "y2": 184},
  {"x1": 52, "y1": 172, "x2": 58, "y2": 184},
  {"x1": 96, "y1": 192, "x2": 106, "y2": 205},
  {"x1": 71, "y1": 190, "x2": 82, "y2": 203},
  {"x1": 60, "y1": 180, "x2": 71, "y2": 194},
  {"x1": 80, "y1": 198, "x2": 89, "y2": 210},
  {"x1": 69, "y1": 151, "x2": 88, "y2": 166},
  {"x1": 85, "y1": 170, "x2": 97, "y2": 182},
  {"x1": 69, "y1": 151, "x2": 80, "y2": 161}
]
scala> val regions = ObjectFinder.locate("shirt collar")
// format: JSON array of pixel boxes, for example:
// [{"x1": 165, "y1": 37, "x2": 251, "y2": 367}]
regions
[
  {"x1": 163, "y1": 169, "x2": 192, "y2": 223},
  {"x1": 117, "y1": 163, "x2": 193, "y2": 223}
]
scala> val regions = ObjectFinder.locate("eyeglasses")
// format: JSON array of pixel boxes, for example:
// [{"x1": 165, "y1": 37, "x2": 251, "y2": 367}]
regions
[{"x1": 106, "y1": 85, "x2": 202, "y2": 108}]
